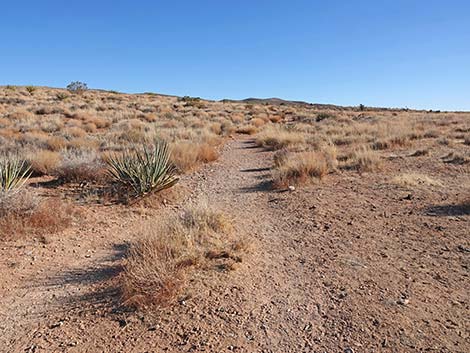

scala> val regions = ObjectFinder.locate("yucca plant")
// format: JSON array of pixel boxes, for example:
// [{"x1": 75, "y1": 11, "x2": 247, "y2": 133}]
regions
[
  {"x1": 0, "y1": 157, "x2": 31, "y2": 193},
  {"x1": 106, "y1": 140, "x2": 179, "y2": 200}
]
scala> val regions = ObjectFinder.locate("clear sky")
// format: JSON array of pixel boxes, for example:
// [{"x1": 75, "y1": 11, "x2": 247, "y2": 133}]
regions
[{"x1": 1, "y1": 1, "x2": 469, "y2": 110}]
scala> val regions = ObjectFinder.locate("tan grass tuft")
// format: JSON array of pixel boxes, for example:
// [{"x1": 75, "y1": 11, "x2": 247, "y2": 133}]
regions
[
  {"x1": 392, "y1": 173, "x2": 443, "y2": 187},
  {"x1": 272, "y1": 151, "x2": 329, "y2": 188},
  {"x1": 120, "y1": 202, "x2": 239, "y2": 309}
]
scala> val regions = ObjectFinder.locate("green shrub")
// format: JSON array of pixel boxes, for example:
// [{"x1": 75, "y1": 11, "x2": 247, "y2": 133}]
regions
[
  {"x1": 316, "y1": 112, "x2": 335, "y2": 122},
  {"x1": 106, "y1": 140, "x2": 179, "y2": 200},
  {"x1": 25, "y1": 86, "x2": 36, "y2": 95},
  {"x1": 56, "y1": 92, "x2": 69, "y2": 101},
  {"x1": 67, "y1": 81, "x2": 88, "y2": 94}
]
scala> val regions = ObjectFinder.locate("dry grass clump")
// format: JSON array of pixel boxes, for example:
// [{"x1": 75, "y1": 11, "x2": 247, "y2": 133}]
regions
[
  {"x1": 424, "y1": 129, "x2": 440, "y2": 138},
  {"x1": 272, "y1": 151, "x2": 329, "y2": 188},
  {"x1": 256, "y1": 126, "x2": 305, "y2": 150},
  {"x1": 8, "y1": 108, "x2": 34, "y2": 120},
  {"x1": 53, "y1": 149, "x2": 105, "y2": 182},
  {"x1": 269, "y1": 115, "x2": 283, "y2": 123},
  {"x1": 236, "y1": 125, "x2": 257, "y2": 135},
  {"x1": 27, "y1": 150, "x2": 60, "y2": 175},
  {"x1": 410, "y1": 149, "x2": 429, "y2": 157},
  {"x1": 442, "y1": 152, "x2": 470, "y2": 165},
  {"x1": 0, "y1": 190, "x2": 75, "y2": 239},
  {"x1": 46, "y1": 136, "x2": 68, "y2": 151},
  {"x1": 343, "y1": 146, "x2": 381, "y2": 172},
  {"x1": 250, "y1": 117, "x2": 266, "y2": 127},
  {"x1": 391, "y1": 173, "x2": 443, "y2": 188},
  {"x1": 65, "y1": 126, "x2": 86, "y2": 138},
  {"x1": 171, "y1": 142, "x2": 219, "y2": 172},
  {"x1": 121, "y1": 202, "x2": 241, "y2": 308}
]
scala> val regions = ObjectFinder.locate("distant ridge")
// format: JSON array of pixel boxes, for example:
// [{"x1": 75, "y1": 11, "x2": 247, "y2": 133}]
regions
[
  {"x1": 221, "y1": 97, "x2": 348, "y2": 110},
  {"x1": 221, "y1": 97, "x2": 367, "y2": 111},
  {"x1": 220, "y1": 97, "x2": 456, "y2": 112}
]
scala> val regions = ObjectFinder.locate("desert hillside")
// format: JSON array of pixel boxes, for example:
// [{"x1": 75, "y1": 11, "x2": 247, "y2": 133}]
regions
[{"x1": 0, "y1": 85, "x2": 469, "y2": 352}]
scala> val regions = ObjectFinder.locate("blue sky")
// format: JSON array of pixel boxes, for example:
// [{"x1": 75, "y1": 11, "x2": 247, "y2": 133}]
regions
[{"x1": 1, "y1": 1, "x2": 469, "y2": 110}]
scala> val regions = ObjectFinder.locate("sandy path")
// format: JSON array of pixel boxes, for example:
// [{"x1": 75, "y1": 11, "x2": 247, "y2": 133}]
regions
[
  {"x1": 1, "y1": 136, "x2": 468, "y2": 352},
  {"x1": 0, "y1": 137, "x2": 327, "y2": 352}
]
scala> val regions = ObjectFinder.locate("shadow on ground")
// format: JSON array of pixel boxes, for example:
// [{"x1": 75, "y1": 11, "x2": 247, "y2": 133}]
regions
[
  {"x1": 31, "y1": 243, "x2": 131, "y2": 316},
  {"x1": 426, "y1": 201, "x2": 470, "y2": 217}
]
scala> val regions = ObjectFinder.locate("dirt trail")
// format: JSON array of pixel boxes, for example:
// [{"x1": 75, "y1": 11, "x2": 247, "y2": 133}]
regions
[{"x1": 1, "y1": 137, "x2": 469, "y2": 352}]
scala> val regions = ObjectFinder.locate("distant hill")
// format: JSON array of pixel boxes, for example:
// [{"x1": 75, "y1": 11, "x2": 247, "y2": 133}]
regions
[{"x1": 221, "y1": 97, "x2": 343, "y2": 109}]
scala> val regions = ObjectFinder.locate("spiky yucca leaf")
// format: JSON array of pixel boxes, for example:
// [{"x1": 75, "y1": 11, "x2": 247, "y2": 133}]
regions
[
  {"x1": 0, "y1": 157, "x2": 31, "y2": 192},
  {"x1": 106, "y1": 140, "x2": 179, "y2": 199}
]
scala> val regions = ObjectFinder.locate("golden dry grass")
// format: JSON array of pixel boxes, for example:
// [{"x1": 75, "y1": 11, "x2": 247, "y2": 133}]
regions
[
  {"x1": 236, "y1": 125, "x2": 258, "y2": 135},
  {"x1": 171, "y1": 142, "x2": 219, "y2": 172},
  {"x1": 120, "y1": 202, "x2": 243, "y2": 308},
  {"x1": 0, "y1": 191, "x2": 76, "y2": 240},
  {"x1": 343, "y1": 146, "x2": 382, "y2": 172},
  {"x1": 391, "y1": 173, "x2": 443, "y2": 187},
  {"x1": 256, "y1": 125, "x2": 305, "y2": 150},
  {"x1": 27, "y1": 150, "x2": 60, "y2": 175},
  {"x1": 272, "y1": 151, "x2": 329, "y2": 188}
]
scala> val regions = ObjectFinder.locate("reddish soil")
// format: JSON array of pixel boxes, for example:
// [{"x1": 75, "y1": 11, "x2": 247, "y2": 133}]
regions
[{"x1": 0, "y1": 137, "x2": 469, "y2": 352}]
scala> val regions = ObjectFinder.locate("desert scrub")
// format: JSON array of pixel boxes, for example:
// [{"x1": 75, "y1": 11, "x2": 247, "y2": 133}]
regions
[
  {"x1": 236, "y1": 125, "x2": 257, "y2": 135},
  {"x1": 54, "y1": 149, "x2": 105, "y2": 183},
  {"x1": 272, "y1": 151, "x2": 329, "y2": 188},
  {"x1": 343, "y1": 146, "x2": 381, "y2": 172},
  {"x1": 170, "y1": 141, "x2": 219, "y2": 172},
  {"x1": 27, "y1": 150, "x2": 60, "y2": 176},
  {"x1": 0, "y1": 190, "x2": 76, "y2": 239},
  {"x1": 256, "y1": 125, "x2": 305, "y2": 150},
  {"x1": 67, "y1": 81, "x2": 88, "y2": 94},
  {"x1": 121, "y1": 202, "x2": 242, "y2": 308},
  {"x1": 391, "y1": 173, "x2": 443, "y2": 188},
  {"x1": 106, "y1": 140, "x2": 179, "y2": 200}
]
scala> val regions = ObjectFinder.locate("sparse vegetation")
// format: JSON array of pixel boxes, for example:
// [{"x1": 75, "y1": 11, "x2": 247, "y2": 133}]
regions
[
  {"x1": 106, "y1": 140, "x2": 179, "y2": 200},
  {"x1": 121, "y1": 202, "x2": 241, "y2": 308},
  {"x1": 392, "y1": 173, "x2": 443, "y2": 187},
  {"x1": 272, "y1": 151, "x2": 329, "y2": 188},
  {"x1": 343, "y1": 146, "x2": 381, "y2": 172},
  {"x1": 25, "y1": 86, "x2": 36, "y2": 95},
  {"x1": 256, "y1": 126, "x2": 305, "y2": 150},
  {"x1": 0, "y1": 85, "x2": 469, "y2": 351},
  {"x1": 66, "y1": 81, "x2": 88, "y2": 94}
]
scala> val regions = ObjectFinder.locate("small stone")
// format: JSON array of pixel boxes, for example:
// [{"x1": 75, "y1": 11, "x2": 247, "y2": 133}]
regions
[
  {"x1": 50, "y1": 321, "x2": 64, "y2": 329},
  {"x1": 344, "y1": 348, "x2": 354, "y2": 353},
  {"x1": 288, "y1": 185, "x2": 295, "y2": 192},
  {"x1": 398, "y1": 298, "x2": 410, "y2": 306}
]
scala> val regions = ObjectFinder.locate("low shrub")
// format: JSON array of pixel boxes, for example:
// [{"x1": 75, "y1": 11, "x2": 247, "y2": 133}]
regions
[
  {"x1": 120, "y1": 202, "x2": 240, "y2": 308},
  {"x1": 54, "y1": 149, "x2": 104, "y2": 183},
  {"x1": 106, "y1": 140, "x2": 179, "y2": 200},
  {"x1": 236, "y1": 125, "x2": 257, "y2": 135},
  {"x1": 171, "y1": 142, "x2": 218, "y2": 172},
  {"x1": 344, "y1": 147, "x2": 381, "y2": 172},
  {"x1": 27, "y1": 150, "x2": 60, "y2": 176},
  {"x1": 67, "y1": 81, "x2": 88, "y2": 94},
  {"x1": 256, "y1": 126, "x2": 305, "y2": 150},
  {"x1": 0, "y1": 191, "x2": 75, "y2": 239},
  {"x1": 272, "y1": 151, "x2": 329, "y2": 188}
]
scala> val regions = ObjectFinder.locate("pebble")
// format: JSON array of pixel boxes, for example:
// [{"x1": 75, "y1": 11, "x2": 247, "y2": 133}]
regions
[{"x1": 398, "y1": 298, "x2": 410, "y2": 306}]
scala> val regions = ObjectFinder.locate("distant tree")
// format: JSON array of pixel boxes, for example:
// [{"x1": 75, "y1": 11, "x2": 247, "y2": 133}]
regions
[
  {"x1": 359, "y1": 104, "x2": 365, "y2": 111},
  {"x1": 67, "y1": 81, "x2": 88, "y2": 94},
  {"x1": 56, "y1": 92, "x2": 69, "y2": 101},
  {"x1": 25, "y1": 86, "x2": 36, "y2": 95}
]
